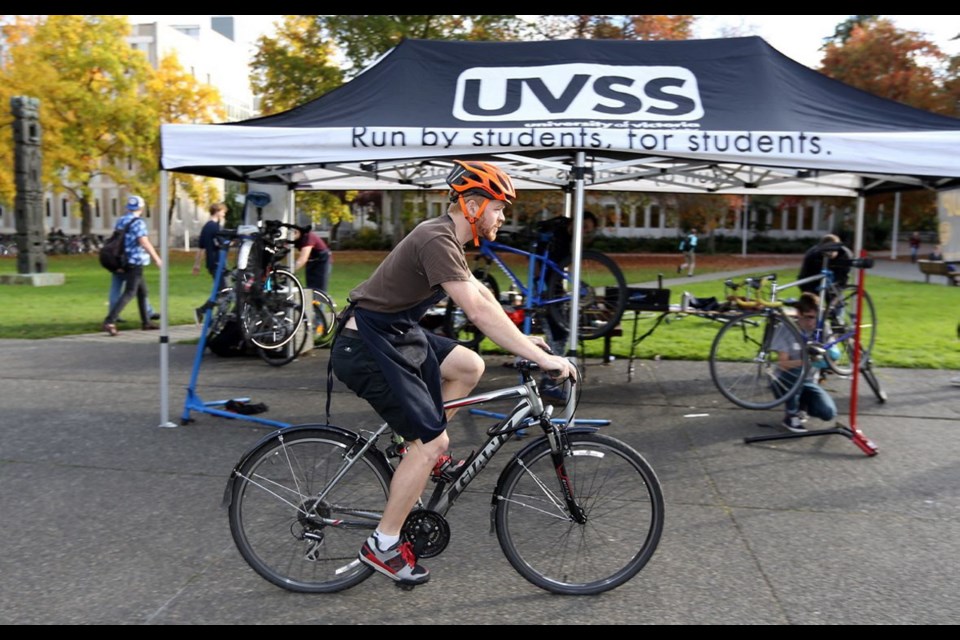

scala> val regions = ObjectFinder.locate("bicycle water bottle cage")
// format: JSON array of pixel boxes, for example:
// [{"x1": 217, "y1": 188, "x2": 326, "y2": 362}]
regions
[{"x1": 246, "y1": 192, "x2": 271, "y2": 208}]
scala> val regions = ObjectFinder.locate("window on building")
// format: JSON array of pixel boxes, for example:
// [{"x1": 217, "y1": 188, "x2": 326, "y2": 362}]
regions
[
  {"x1": 785, "y1": 205, "x2": 798, "y2": 230},
  {"x1": 111, "y1": 198, "x2": 117, "y2": 218},
  {"x1": 46, "y1": 199, "x2": 51, "y2": 218},
  {"x1": 602, "y1": 204, "x2": 618, "y2": 229},
  {"x1": 801, "y1": 205, "x2": 814, "y2": 231},
  {"x1": 95, "y1": 199, "x2": 101, "y2": 218},
  {"x1": 61, "y1": 198, "x2": 69, "y2": 218},
  {"x1": 649, "y1": 204, "x2": 661, "y2": 228}
]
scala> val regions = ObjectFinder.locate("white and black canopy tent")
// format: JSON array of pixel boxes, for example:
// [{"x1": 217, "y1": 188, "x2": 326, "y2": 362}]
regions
[{"x1": 157, "y1": 37, "x2": 960, "y2": 426}]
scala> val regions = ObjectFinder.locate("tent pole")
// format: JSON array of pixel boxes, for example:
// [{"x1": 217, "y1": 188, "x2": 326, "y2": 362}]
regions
[
  {"x1": 853, "y1": 185, "x2": 866, "y2": 257},
  {"x1": 158, "y1": 170, "x2": 176, "y2": 428},
  {"x1": 741, "y1": 194, "x2": 750, "y2": 257},
  {"x1": 890, "y1": 191, "x2": 901, "y2": 260},
  {"x1": 567, "y1": 152, "x2": 586, "y2": 358}
]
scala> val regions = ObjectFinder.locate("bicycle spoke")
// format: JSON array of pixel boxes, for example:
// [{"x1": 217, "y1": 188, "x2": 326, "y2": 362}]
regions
[
  {"x1": 495, "y1": 433, "x2": 663, "y2": 595},
  {"x1": 229, "y1": 429, "x2": 391, "y2": 593}
]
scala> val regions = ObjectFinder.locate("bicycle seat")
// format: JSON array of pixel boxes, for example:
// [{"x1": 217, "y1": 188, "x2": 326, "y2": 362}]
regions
[{"x1": 246, "y1": 192, "x2": 271, "y2": 208}]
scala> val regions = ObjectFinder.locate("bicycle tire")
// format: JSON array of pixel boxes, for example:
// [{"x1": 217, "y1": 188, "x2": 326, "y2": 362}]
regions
[
  {"x1": 228, "y1": 426, "x2": 392, "y2": 593},
  {"x1": 494, "y1": 432, "x2": 664, "y2": 595},
  {"x1": 861, "y1": 363, "x2": 888, "y2": 403},
  {"x1": 709, "y1": 310, "x2": 809, "y2": 410},
  {"x1": 207, "y1": 282, "x2": 237, "y2": 338},
  {"x1": 824, "y1": 286, "x2": 877, "y2": 376},
  {"x1": 443, "y1": 270, "x2": 500, "y2": 349},
  {"x1": 256, "y1": 315, "x2": 310, "y2": 366},
  {"x1": 546, "y1": 251, "x2": 627, "y2": 340},
  {"x1": 240, "y1": 268, "x2": 305, "y2": 349},
  {"x1": 311, "y1": 289, "x2": 338, "y2": 348}
]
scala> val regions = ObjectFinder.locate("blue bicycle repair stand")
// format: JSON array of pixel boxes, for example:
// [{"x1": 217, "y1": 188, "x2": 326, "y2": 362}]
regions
[{"x1": 180, "y1": 244, "x2": 292, "y2": 429}]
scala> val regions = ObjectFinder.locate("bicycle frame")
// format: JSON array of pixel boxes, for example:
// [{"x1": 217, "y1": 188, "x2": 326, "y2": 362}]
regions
[
  {"x1": 230, "y1": 372, "x2": 588, "y2": 529},
  {"x1": 765, "y1": 258, "x2": 853, "y2": 354},
  {"x1": 474, "y1": 238, "x2": 575, "y2": 334}
]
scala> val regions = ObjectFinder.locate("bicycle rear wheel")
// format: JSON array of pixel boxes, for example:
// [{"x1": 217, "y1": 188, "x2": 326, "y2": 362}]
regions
[
  {"x1": 228, "y1": 426, "x2": 392, "y2": 593},
  {"x1": 256, "y1": 316, "x2": 310, "y2": 366},
  {"x1": 546, "y1": 251, "x2": 627, "y2": 340},
  {"x1": 311, "y1": 289, "x2": 338, "y2": 348},
  {"x1": 709, "y1": 310, "x2": 808, "y2": 410},
  {"x1": 495, "y1": 432, "x2": 664, "y2": 595},
  {"x1": 824, "y1": 286, "x2": 877, "y2": 376},
  {"x1": 240, "y1": 268, "x2": 305, "y2": 349}
]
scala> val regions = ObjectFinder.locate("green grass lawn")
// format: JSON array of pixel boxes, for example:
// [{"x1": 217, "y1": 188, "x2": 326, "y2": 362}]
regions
[
  {"x1": 1, "y1": 253, "x2": 957, "y2": 369},
  {"x1": 572, "y1": 267, "x2": 960, "y2": 370}
]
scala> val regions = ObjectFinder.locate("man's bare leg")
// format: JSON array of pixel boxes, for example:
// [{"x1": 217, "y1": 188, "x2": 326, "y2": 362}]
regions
[
  {"x1": 377, "y1": 433, "x2": 449, "y2": 535},
  {"x1": 439, "y1": 345, "x2": 484, "y2": 420}
]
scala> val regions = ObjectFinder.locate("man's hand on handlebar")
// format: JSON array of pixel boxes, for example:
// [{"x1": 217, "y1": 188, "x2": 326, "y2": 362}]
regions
[{"x1": 539, "y1": 353, "x2": 578, "y2": 384}]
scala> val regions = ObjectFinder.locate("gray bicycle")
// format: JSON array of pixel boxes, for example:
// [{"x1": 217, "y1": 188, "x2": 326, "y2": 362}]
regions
[{"x1": 224, "y1": 360, "x2": 664, "y2": 595}]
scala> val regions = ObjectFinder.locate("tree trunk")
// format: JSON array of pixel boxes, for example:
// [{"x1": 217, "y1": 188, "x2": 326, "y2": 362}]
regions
[
  {"x1": 167, "y1": 181, "x2": 179, "y2": 226},
  {"x1": 80, "y1": 197, "x2": 92, "y2": 236}
]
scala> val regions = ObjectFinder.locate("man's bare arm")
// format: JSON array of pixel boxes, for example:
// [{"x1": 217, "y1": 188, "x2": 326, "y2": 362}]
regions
[{"x1": 442, "y1": 278, "x2": 575, "y2": 380}]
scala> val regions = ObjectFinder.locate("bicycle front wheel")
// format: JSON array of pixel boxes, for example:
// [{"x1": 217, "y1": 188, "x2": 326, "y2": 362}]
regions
[
  {"x1": 495, "y1": 432, "x2": 664, "y2": 595},
  {"x1": 241, "y1": 268, "x2": 305, "y2": 349},
  {"x1": 709, "y1": 311, "x2": 808, "y2": 410},
  {"x1": 228, "y1": 427, "x2": 392, "y2": 593},
  {"x1": 546, "y1": 251, "x2": 627, "y2": 340}
]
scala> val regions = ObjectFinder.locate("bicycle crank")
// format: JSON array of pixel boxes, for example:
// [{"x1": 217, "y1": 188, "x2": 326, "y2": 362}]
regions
[{"x1": 401, "y1": 508, "x2": 450, "y2": 559}]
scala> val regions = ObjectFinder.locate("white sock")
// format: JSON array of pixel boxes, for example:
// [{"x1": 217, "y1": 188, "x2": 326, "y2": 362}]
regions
[{"x1": 374, "y1": 530, "x2": 399, "y2": 551}]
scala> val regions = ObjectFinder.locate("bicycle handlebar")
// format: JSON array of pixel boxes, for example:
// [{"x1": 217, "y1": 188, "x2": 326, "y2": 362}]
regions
[
  {"x1": 214, "y1": 220, "x2": 310, "y2": 242},
  {"x1": 513, "y1": 358, "x2": 577, "y2": 384}
]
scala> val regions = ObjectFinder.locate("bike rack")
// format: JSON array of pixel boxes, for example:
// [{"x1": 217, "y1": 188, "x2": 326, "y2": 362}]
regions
[
  {"x1": 744, "y1": 252, "x2": 879, "y2": 457},
  {"x1": 180, "y1": 233, "x2": 292, "y2": 429}
]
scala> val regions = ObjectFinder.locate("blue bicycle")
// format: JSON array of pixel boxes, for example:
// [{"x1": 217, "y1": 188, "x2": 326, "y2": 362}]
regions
[{"x1": 443, "y1": 224, "x2": 627, "y2": 349}]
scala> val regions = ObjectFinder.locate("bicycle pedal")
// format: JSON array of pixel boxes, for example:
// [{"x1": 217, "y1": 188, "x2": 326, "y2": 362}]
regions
[{"x1": 431, "y1": 453, "x2": 470, "y2": 482}]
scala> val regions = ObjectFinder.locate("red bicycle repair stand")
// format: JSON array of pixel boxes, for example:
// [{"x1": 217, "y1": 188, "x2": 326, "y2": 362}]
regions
[
  {"x1": 180, "y1": 244, "x2": 292, "y2": 430},
  {"x1": 744, "y1": 251, "x2": 878, "y2": 457}
]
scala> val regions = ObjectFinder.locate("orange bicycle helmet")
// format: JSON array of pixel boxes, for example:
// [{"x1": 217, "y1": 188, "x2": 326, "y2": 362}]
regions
[
  {"x1": 446, "y1": 160, "x2": 516, "y2": 246},
  {"x1": 446, "y1": 160, "x2": 516, "y2": 203}
]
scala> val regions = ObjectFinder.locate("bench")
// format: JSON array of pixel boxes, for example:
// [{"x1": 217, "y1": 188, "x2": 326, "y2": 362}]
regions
[{"x1": 917, "y1": 260, "x2": 960, "y2": 285}]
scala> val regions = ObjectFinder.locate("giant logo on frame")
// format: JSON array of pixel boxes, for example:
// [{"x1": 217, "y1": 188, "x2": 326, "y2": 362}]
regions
[{"x1": 453, "y1": 63, "x2": 704, "y2": 122}]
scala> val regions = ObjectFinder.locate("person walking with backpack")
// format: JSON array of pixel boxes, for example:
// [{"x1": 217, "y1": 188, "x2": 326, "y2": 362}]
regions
[
  {"x1": 102, "y1": 196, "x2": 162, "y2": 336},
  {"x1": 677, "y1": 228, "x2": 698, "y2": 277}
]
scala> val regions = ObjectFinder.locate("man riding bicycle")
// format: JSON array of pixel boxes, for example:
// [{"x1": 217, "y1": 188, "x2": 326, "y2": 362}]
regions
[{"x1": 331, "y1": 159, "x2": 576, "y2": 586}]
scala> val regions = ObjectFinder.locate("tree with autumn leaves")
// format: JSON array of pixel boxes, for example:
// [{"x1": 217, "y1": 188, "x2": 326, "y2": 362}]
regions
[
  {"x1": 0, "y1": 15, "x2": 226, "y2": 234},
  {"x1": 818, "y1": 16, "x2": 960, "y2": 232}
]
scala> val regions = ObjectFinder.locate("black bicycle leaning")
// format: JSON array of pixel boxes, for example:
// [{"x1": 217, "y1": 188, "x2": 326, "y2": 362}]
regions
[
  {"x1": 224, "y1": 360, "x2": 664, "y2": 595},
  {"x1": 256, "y1": 289, "x2": 339, "y2": 367},
  {"x1": 206, "y1": 218, "x2": 306, "y2": 351}
]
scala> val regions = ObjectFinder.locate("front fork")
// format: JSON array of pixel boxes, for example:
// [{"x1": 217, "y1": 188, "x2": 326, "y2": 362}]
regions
[{"x1": 543, "y1": 416, "x2": 587, "y2": 524}]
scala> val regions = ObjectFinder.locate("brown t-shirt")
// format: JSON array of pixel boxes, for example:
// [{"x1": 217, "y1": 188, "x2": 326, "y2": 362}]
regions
[{"x1": 350, "y1": 215, "x2": 471, "y2": 313}]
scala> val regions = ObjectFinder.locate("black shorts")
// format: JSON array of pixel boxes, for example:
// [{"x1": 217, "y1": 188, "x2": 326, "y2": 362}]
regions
[{"x1": 331, "y1": 330, "x2": 457, "y2": 443}]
